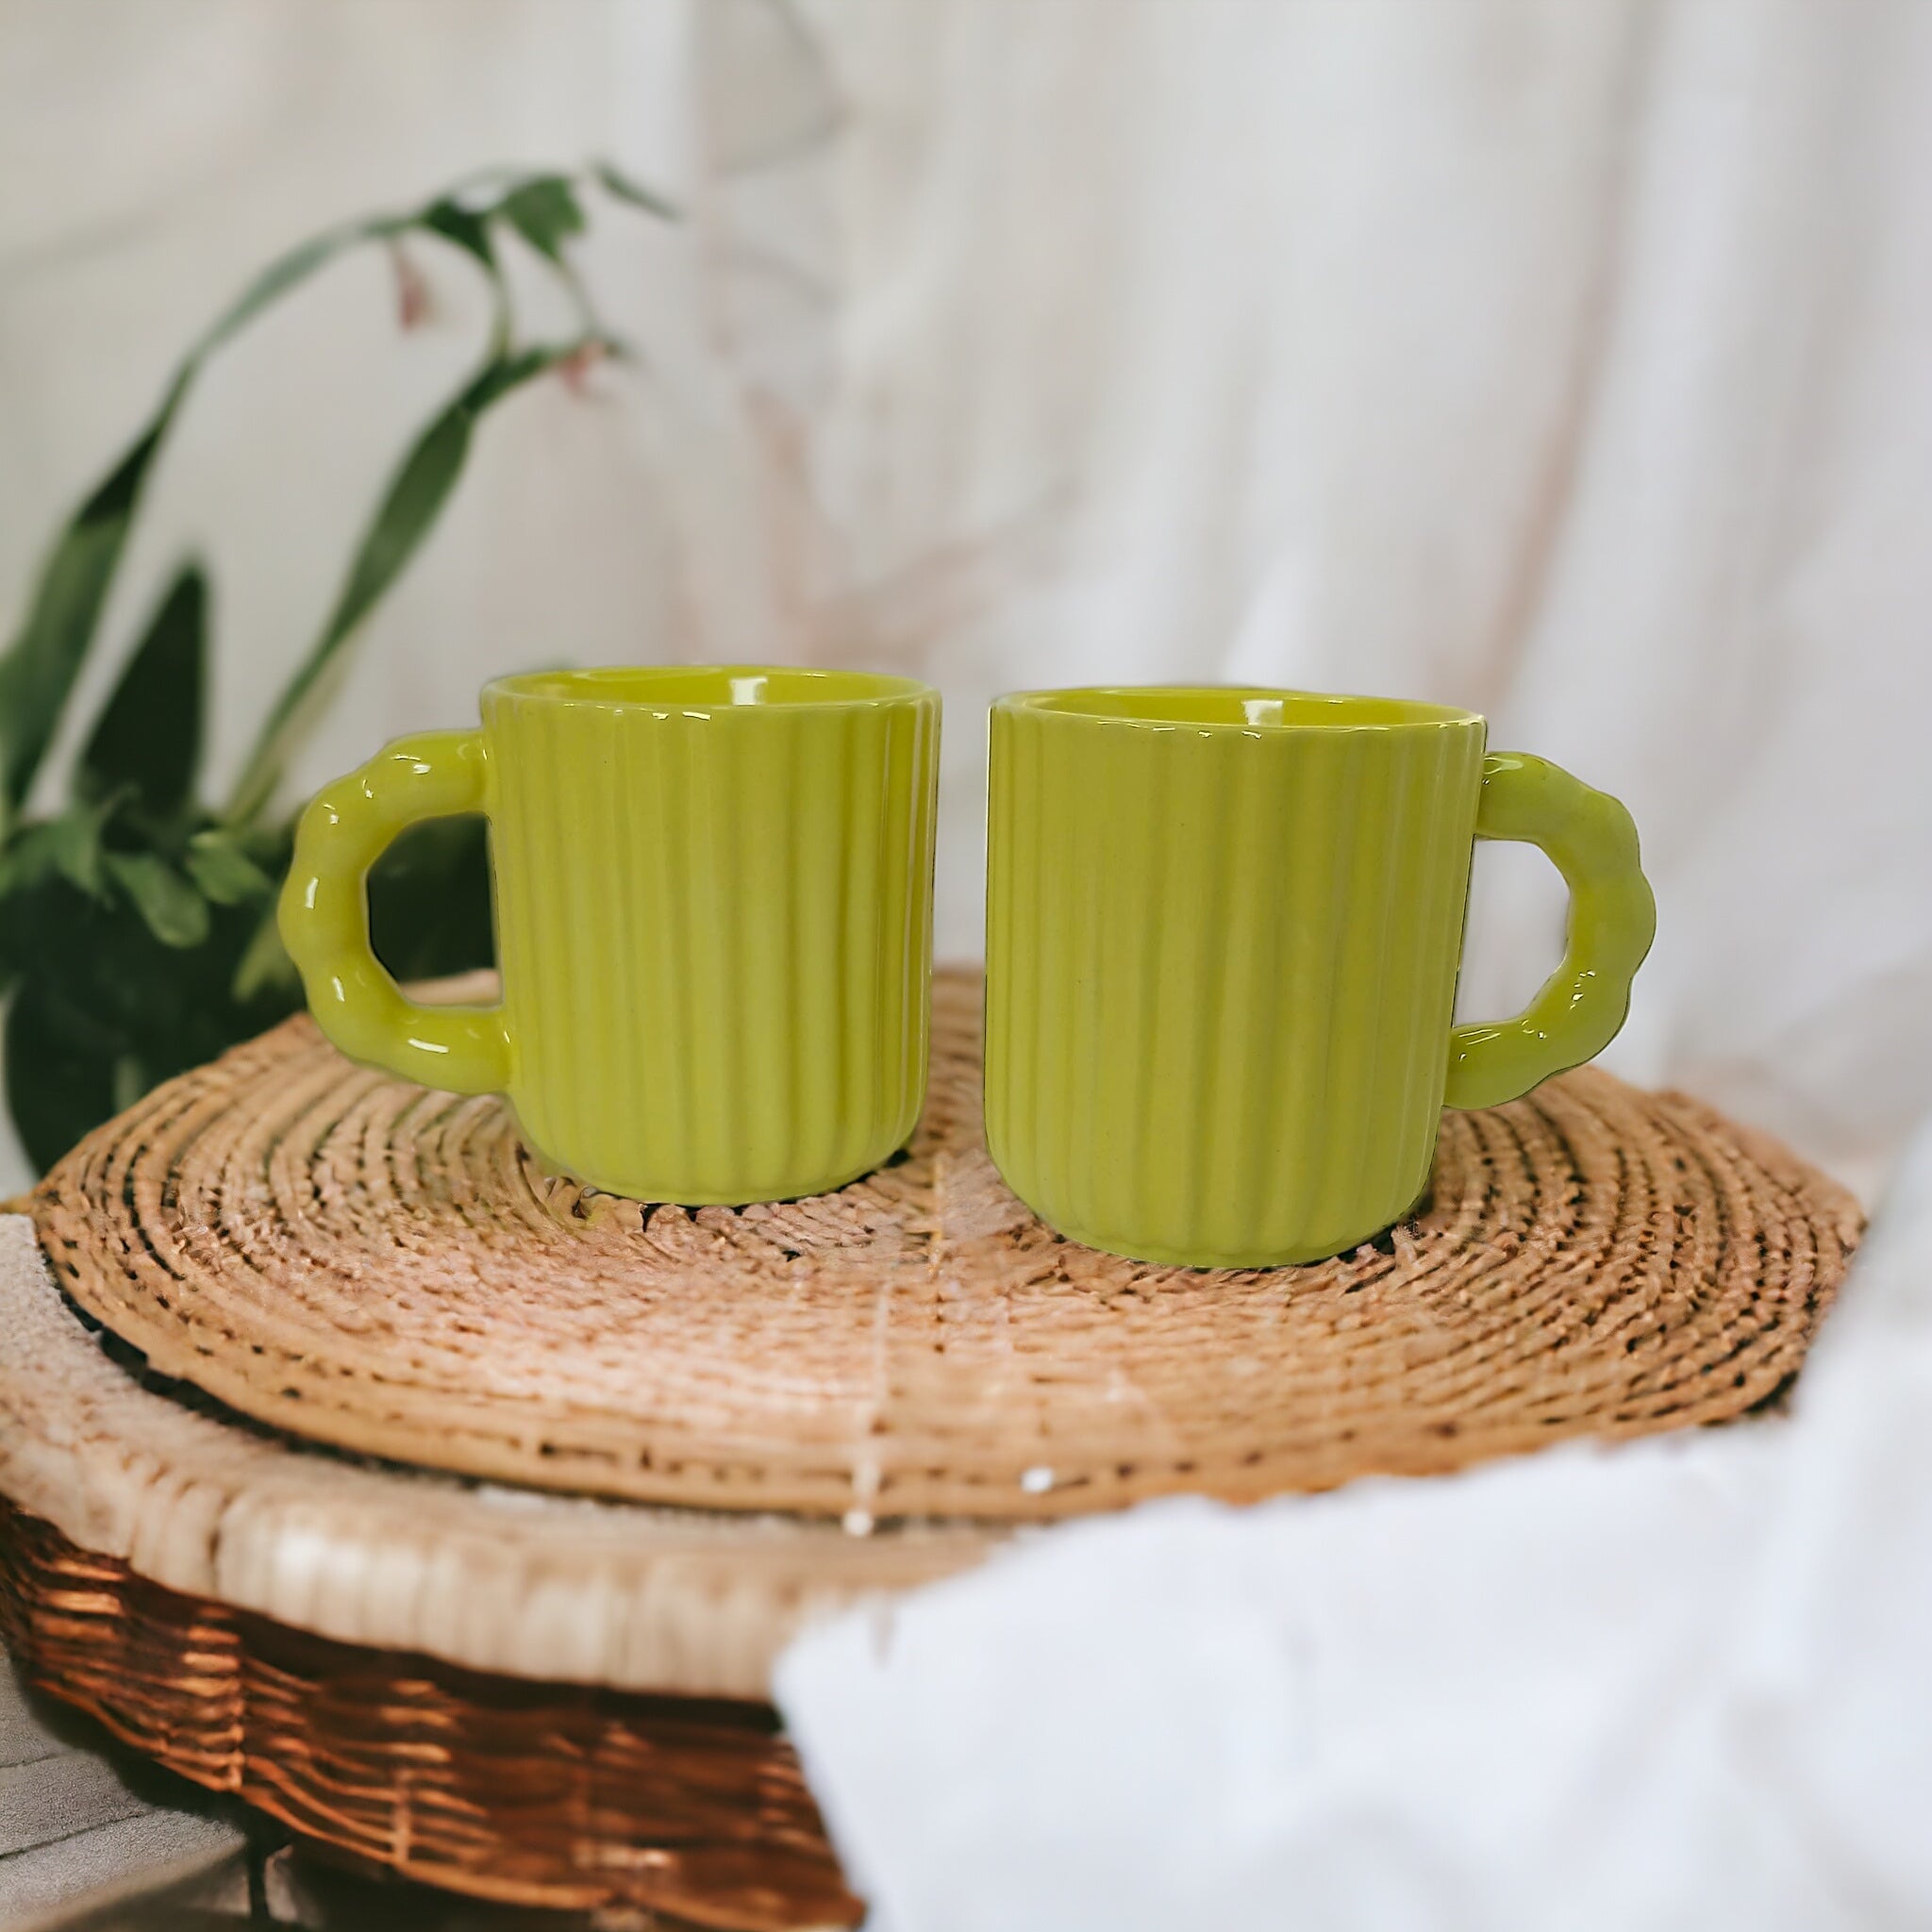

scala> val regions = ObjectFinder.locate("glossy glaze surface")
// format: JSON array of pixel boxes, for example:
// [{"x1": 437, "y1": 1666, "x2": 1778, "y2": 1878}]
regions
[
  {"x1": 281, "y1": 666, "x2": 940, "y2": 1204},
  {"x1": 984, "y1": 687, "x2": 1654, "y2": 1267}
]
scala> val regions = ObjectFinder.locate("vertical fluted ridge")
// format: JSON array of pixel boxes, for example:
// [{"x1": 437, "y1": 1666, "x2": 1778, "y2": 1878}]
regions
[
  {"x1": 483, "y1": 688, "x2": 938, "y2": 1204},
  {"x1": 986, "y1": 704, "x2": 1486, "y2": 1268}
]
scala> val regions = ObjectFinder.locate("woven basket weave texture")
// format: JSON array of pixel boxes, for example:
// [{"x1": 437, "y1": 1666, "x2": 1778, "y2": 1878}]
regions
[
  {"x1": 30, "y1": 968, "x2": 1859, "y2": 1522},
  {"x1": 0, "y1": 1497, "x2": 858, "y2": 1931}
]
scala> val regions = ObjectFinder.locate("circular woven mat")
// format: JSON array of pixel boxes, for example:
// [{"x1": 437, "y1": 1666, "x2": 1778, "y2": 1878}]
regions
[
  {"x1": 34, "y1": 969, "x2": 1860, "y2": 1523},
  {"x1": 0, "y1": 1210, "x2": 996, "y2": 1699}
]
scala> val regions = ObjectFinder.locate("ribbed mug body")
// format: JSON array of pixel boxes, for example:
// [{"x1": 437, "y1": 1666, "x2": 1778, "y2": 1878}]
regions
[
  {"x1": 483, "y1": 668, "x2": 939, "y2": 1204},
  {"x1": 985, "y1": 689, "x2": 1488, "y2": 1267}
]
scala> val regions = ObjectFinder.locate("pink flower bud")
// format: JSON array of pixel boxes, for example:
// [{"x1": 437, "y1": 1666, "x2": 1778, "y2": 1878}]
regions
[{"x1": 390, "y1": 242, "x2": 431, "y2": 330}]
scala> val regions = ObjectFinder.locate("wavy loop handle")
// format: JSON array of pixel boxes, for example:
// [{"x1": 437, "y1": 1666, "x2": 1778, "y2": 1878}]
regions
[
  {"x1": 1444, "y1": 752, "x2": 1656, "y2": 1112},
  {"x1": 278, "y1": 730, "x2": 510, "y2": 1094}
]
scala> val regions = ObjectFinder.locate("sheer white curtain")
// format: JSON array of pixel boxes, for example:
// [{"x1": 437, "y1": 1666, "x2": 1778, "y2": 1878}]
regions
[
  {"x1": 785, "y1": 0, "x2": 1932, "y2": 1196},
  {"x1": 3, "y1": 0, "x2": 1927, "y2": 1196}
]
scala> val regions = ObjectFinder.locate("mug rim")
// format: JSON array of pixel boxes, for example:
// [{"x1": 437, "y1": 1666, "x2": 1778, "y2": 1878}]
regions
[
  {"x1": 995, "y1": 685, "x2": 1482, "y2": 734},
  {"x1": 484, "y1": 664, "x2": 937, "y2": 714}
]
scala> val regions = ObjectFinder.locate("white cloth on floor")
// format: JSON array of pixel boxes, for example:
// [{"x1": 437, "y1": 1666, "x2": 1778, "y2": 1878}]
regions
[{"x1": 775, "y1": 1117, "x2": 1932, "y2": 1932}]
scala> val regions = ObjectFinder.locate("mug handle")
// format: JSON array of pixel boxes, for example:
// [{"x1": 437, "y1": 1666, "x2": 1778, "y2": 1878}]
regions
[
  {"x1": 1443, "y1": 752, "x2": 1656, "y2": 1111},
  {"x1": 277, "y1": 730, "x2": 511, "y2": 1093}
]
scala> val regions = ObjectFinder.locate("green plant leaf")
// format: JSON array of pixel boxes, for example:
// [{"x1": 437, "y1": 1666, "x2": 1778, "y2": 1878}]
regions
[
  {"x1": 467, "y1": 338, "x2": 611, "y2": 409},
  {"x1": 0, "y1": 413, "x2": 176, "y2": 818},
  {"x1": 2, "y1": 823, "x2": 62, "y2": 897},
  {"x1": 45, "y1": 797, "x2": 120, "y2": 899},
  {"x1": 225, "y1": 338, "x2": 600, "y2": 823},
  {"x1": 1, "y1": 864, "x2": 300, "y2": 1171},
  {"x1": 0, "y1": 794, "x2": 123, "y2": 903},
  {"x1": 0, "y1": 206, "x2": 411, "y2": 827},
  {"x1": 0, "y1": 162, "x2": 598, "y2": 840},
  {"x1": 593, "y1": 161, "x2": 679, "y2": 220},
  {"x1": 106, "y1": 851, "x2": 209, "y2": 948},
  {"x1": 221, "y1": 412, "x2": 472, "y2": 828},
  {"x1": 341, "y1": 407, "x2": 476, "y2": 641},
  {"x1": 184, "y1": 826, "x2": 273, "y2": 905},
  {"x1": 367, "y1": 812, "x2": 495, "y2": 982},
  {"x1": 231, "y1": 898, "x2": 299, "y2": 1003},
  {"x1": 195, "y1": 217, "x2": 400, "y2": 361},
  {"x1": 4, "y1": 978, "x2": 121, "y2": 1173},
  {"x1": 498, "y1": 175, "x2": 586, "y2": 262},
  {"x1": 1, "y1": 166, "x2": 643, "y2": 1174},
  {"x1": 418, "y1": 196, "x2": 498, "y2": 271},
  {"x1": 417, "y1": 195, "x2": 515, "y2": 351},
  {"x1": 76, "y1": 563, "x2": 208, "y2": 816}
]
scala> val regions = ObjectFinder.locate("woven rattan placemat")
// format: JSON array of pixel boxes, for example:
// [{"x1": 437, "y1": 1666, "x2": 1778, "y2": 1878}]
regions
[
  {"x1": 33, "y1": 969, "x2": 1860, "y2": 1523},
  {"x1": 0, "y1": 1214, "x2": 991, "y2": 1699}
]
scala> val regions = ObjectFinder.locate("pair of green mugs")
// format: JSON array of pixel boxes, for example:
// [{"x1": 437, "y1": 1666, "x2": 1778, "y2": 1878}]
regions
[{"x1": 280, "y1": 666, "x2": 1654, "y2": 1268}]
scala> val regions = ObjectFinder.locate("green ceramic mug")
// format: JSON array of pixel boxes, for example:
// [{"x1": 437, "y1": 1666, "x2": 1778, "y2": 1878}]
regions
[
  {"x1": 281, "y1": 666, "x2": 941, "y2": 1205},
  {"x1": 984, "y1": 687, "x2": 1656, "y2": 1268}
]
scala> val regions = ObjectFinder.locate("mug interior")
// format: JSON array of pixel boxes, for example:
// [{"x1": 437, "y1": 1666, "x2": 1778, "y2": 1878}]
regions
[
  {"x1": 1007, "y1": 687, "x2": 1480, "y2": 731},
  {"x1": 487, "y1": 665, "x2": 931, "y2": 710}
]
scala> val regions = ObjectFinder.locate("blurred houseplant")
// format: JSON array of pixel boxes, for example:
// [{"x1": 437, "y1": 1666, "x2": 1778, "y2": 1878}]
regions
[{"x1": 0, "y1": 164, "x2": 672, "y2": 1173}]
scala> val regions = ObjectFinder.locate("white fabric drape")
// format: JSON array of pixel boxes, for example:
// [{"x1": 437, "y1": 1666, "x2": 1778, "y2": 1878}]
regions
[
  {"x1": 777, "y1": 1116, "x2": 1932, "y2": 1932},
  {"x1": 783, "y1": 0, "x2": 1932, "y2": 1196}
]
